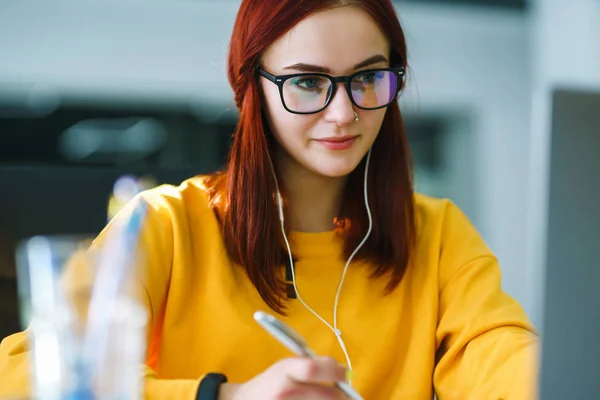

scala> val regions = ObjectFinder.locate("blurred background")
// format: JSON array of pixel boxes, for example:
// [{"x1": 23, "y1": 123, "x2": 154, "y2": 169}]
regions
[{"x1": 0, "y1": 1, "x2": 598, "y2": 394}]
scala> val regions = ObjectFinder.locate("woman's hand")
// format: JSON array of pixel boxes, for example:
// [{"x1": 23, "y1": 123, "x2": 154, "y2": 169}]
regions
[{"x1": 219, "y1": 357, "x2": 349, "y2": 400}]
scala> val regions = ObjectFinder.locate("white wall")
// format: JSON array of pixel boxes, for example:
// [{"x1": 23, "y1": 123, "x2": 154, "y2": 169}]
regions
[
  {"x1": 396, "y1": 3, "x2": 532, "y2": 316},
  {"x1": 0, "y1": 0, "x2": 240, "y2": 108},
  {"x1": 0, "y1": 0, "x2": 534, "y2": 315}
]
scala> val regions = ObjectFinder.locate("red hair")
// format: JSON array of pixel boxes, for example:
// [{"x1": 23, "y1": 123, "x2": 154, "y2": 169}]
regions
[{"x1": 206, "y1": 0, "x2": 415, "y2": 313}]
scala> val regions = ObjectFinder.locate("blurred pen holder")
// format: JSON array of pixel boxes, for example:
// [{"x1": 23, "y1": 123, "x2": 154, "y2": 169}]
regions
[{"x1": 15, "y1": 235, "x2": 148, "y2": 400}]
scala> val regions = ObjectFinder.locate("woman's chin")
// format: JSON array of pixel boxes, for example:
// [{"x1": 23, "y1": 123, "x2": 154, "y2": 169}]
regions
[{"x1": 308, "y1": 162, "x2": 360, "y2": 179}]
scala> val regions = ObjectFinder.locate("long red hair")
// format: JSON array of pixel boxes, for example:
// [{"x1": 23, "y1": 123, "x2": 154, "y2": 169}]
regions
[{"x1": 205, "y1": 0, "x2": 415, "y2": 313}]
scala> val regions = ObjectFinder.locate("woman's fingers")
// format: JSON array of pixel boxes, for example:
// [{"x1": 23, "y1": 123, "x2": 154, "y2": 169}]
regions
[
  {"x1": 280, "y1": 380, "x2": 349, "y2": 400},
  {"x1": 231, "y1": 356, "x2": 352, "y2": 400},
  {"x1": 279, "y1": 356, "x2": 347, "y2": 384}
]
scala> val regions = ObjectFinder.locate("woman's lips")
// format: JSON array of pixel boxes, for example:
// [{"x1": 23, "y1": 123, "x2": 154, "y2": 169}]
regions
[{"x1": 313, "y1": 136, "x2": 358, "y2": 150}]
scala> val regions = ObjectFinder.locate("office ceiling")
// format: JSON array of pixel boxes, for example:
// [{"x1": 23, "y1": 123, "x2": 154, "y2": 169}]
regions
[{"x1": 398, "y1": 0, "x2": 527, "y2": 10}]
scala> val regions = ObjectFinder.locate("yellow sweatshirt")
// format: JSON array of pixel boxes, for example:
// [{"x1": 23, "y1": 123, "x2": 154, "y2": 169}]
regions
[{"x1": 0, "y1": 176, "x2": 538, "y2": 400}]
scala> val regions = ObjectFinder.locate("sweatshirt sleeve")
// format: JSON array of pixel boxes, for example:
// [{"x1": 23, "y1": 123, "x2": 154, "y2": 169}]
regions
[
  {"x1": 433, "y1": 201, "x2": 540, "y2": 400},
  {"x1": 0, "y1": 188, "x2": 203, "y2": 400}
]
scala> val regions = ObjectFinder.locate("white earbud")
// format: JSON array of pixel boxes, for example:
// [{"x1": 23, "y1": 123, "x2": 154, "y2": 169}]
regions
[
  {"x1": 276, "y1": 192, "x2": 285, "y2": 222},
  {"x1": 270, "y1": 148, "x2": 374, "y2": 386}
]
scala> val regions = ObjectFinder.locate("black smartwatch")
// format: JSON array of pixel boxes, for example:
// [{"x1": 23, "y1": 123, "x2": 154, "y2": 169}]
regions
[{"x1": 196, "y1": 373, "x2": 228, "y2": 400}]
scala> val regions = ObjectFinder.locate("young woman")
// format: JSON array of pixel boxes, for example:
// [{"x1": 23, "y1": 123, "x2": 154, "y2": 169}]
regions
[{"x1": 0, "y1": 0, "x2": 538, "y2": 399}]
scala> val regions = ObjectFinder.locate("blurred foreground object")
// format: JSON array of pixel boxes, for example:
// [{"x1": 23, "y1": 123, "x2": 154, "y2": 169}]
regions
[
  {"x1": 107, "y1": 175, "x2": 157, "y2": 221},
  {"x1": 15, "y1": 203, "x2": 148, "y2": 400}
]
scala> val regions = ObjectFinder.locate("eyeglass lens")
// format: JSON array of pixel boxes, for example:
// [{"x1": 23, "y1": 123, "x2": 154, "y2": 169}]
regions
[{"x1": 281, "y1": 70, "x2": 398, "y2": 113}]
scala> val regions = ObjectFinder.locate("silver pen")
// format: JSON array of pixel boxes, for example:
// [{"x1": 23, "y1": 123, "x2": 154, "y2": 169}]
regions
[{"x1": 253, "y1": 311, "x2": 364, "y2": 400}]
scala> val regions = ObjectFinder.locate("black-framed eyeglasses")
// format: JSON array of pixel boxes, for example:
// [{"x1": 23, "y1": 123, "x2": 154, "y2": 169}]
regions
[{"x1": 257, "y1": 67, "x2": 405, "y2": 115}]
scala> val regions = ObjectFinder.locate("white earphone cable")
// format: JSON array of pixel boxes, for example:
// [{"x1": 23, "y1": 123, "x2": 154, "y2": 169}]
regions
[{"x1": 269, "y1": 148, "x2": 373, "y2": 385}]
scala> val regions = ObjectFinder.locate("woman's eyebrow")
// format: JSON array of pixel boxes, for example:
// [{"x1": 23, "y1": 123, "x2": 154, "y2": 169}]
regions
[
  {"x1": 353, "y1": 54, "x2": 388, "y2": 69},
  {"x1": 282, "y1": 54, "x2": 389, "y2": 73}
]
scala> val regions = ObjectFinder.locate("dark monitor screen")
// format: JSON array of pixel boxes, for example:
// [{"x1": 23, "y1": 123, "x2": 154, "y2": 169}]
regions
[{"x1": 539, "y1": 88, "x2": 600, "y2": 400}]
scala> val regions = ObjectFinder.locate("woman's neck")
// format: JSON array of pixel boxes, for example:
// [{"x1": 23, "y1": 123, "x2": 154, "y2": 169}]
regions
[{"x1": 275, "y1": 149, "x2": 347, "y2": 233}]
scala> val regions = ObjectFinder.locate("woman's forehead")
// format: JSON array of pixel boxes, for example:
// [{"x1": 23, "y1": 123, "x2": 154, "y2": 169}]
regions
[{"x1": 261, "y1": 6, "x2": 390, "y2": 75}]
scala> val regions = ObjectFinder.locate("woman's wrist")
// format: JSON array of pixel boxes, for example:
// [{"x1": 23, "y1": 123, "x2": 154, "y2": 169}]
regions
[{"x1": 218, "y1": 383, "x2": 240, "y2": 400}]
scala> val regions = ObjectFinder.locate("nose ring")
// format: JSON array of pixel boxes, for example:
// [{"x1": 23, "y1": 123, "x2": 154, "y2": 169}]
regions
[{"x1": 337, "y1": 111, "x2": 360, "y2": 127}]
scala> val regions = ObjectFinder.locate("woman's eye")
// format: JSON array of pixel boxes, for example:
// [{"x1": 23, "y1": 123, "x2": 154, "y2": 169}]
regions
[
  {"x1": 291, "y1": 77, "x2": 325, "y2": 91},
  {"x1": 356, "y1": 72, "x2": 382, "y2": 84}
]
